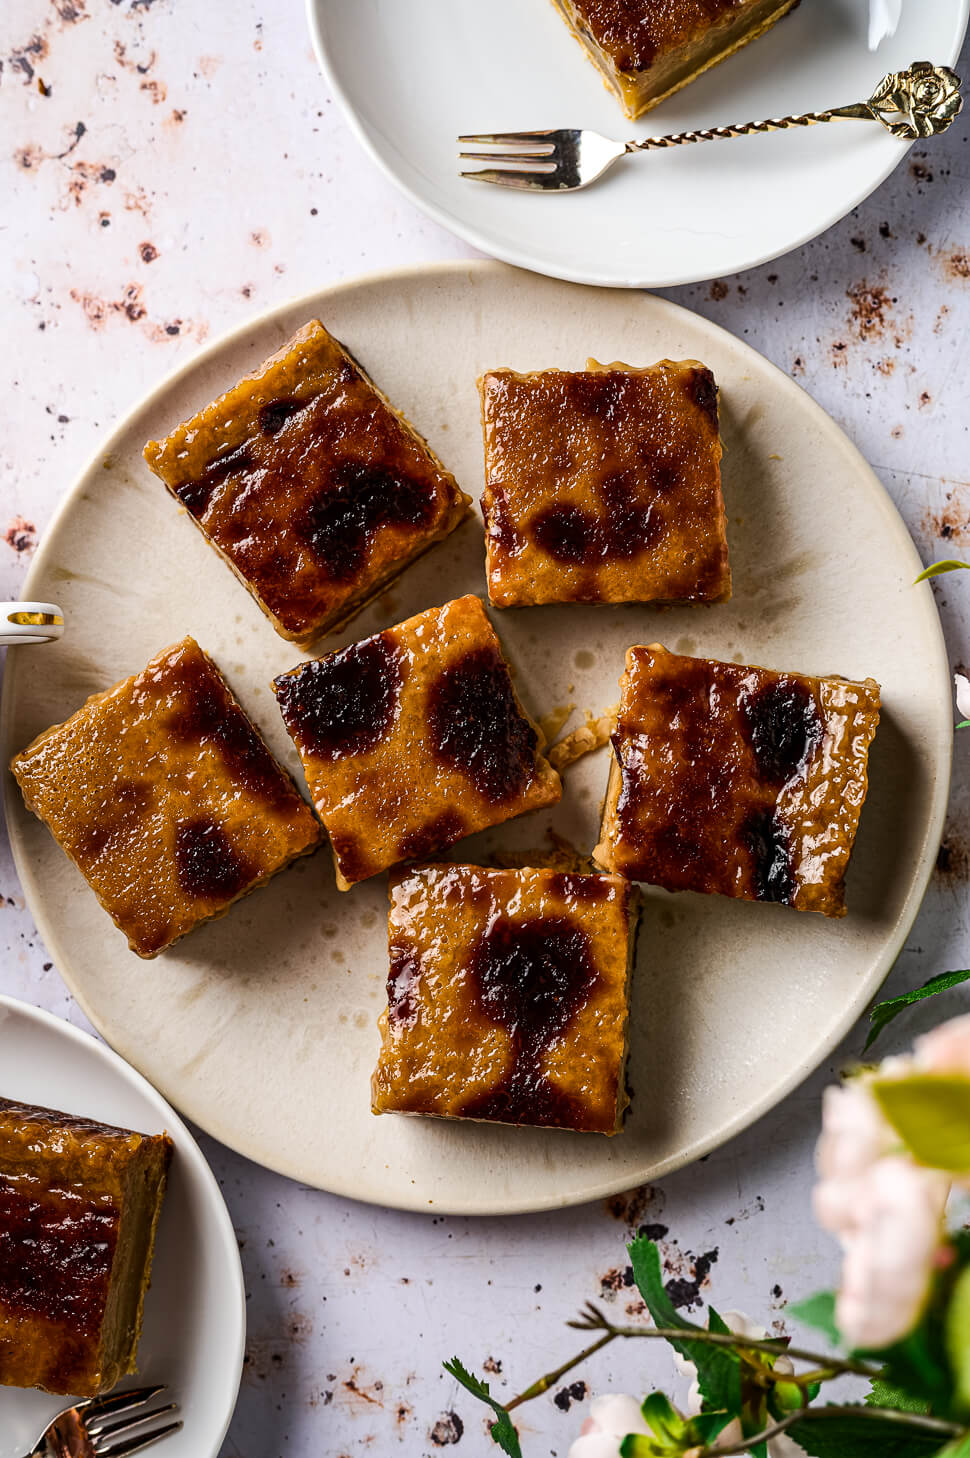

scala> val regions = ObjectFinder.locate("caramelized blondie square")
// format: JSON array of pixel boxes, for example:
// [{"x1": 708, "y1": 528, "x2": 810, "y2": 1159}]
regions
[
  {"x1": 274, "y1": 596, "x2": 562, "y2": 889},
  {"x1": 552, "y1": 0, "x2": 799, "y2": 119},
  {"x1": 11, "y1": 637, "x2": 321, "y2": 957},
  {"x1": 372, "y1": 864, "x2": 637, "y2": 1133},
  {"x1": 594, "y1": 645, "x2": 881, "y2": 916},
  {"x1": 0, "y1": 1098, "x2": 172, "y2": 1396},
  {"x1": 144, "y1": 321, "x2": 471, "y2": 645},
  {"x1": 479, "y1": 361, "x2": 730, "y2": 608}
]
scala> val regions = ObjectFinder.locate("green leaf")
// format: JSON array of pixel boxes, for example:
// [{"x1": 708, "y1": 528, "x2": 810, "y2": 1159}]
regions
[
  {"x1": 642, "y1": 1391, "x2": 689, "y2": 1443},
  {"x1": 865, "y1": 970, "x2": 970, "y2": 1051},
  {"x1": 958, "y1": 721, "x2": 970, "y2": 731},
  {"x1": 946, "y1": 1266, "x2": 970, "y2": 1413},
  {"x1": 628, "y1": 1236, "x2": 742, "y2": 1414},
  {"x1": 787, "y1": 1407, "x2": 945, "y2": 1457},
  {"x1": 620, "y1": 1439, "x2": 666, "y2": 1458},
  {"x1": 789, "y1": 1291, "x2": 841, "y2": 1344},
  {"x1": 442, "y1": 1357, "x2": 521, "y2": 1457},
  {"x1": 914, "y1": 559, "x2": 970, "y2": 583},
  {"x1": 940, "y1": 1436, "x2": 970, "y2": 1457},
  {"x1": 857, "y1": 1326, "x2": 951, "y2": 1409},
  {"x1": 866, "y1": 1376, "x2": 931, "y2": 1414},
  {"x1": 871, "y1": 1072, "x2": 970, "y2": 1171}
]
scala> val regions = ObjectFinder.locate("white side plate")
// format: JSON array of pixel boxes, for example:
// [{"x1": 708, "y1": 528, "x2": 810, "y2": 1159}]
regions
[
  {"x1": 307, "y1": 0, "x2": 968, "y2": 287},
  {"x1": 0, "y1": 996, "x2": 244, "y2": 1458},
  {"x1": 0, "y1": 261, "x2": 952, "y2": 1214}
]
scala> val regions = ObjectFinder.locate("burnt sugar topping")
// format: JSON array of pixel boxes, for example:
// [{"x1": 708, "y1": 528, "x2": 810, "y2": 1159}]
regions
[
  {"x1": 273, "y1": 596, "x2": 562, "y2": 891},
  {"x1": 0, "y1": 1098, "x2": 172, "y2": 1396},
  {"x1": 10, "y1": 637, "x2": 321, "y2": 957},
  {"x1": 427, "y1": 645, "x2": 538, "y2": 804},
  {"x1": 275, "y1": 632, "x2": 405, "y2": 761},
  {"x1": 144, "y1": 320, "x2": 471, "y2": 645},
  {"x1": 479, "y1": 360, "x2": 730, "y2": 608},
  {"x1": 372, "y1": 865, "x2": 638, "y2": 1134},
  {"x1": 552, "y1": 0, "x2": 799, "y2": 119},
  {"x1": 594, "y1": 645, "x2": 881, "y2": 917}
]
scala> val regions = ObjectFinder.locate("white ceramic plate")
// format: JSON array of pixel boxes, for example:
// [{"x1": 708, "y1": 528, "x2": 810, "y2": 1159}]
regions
[
  {"x1": 0, "y1": 996, "x2": 244, "y2": 1458},
  {"x1": 0, "y1": 261, "x2": 951, "y2": 1215},
  {"x1": 307, "y1": 0, "x2": 968, "y2": 288}
]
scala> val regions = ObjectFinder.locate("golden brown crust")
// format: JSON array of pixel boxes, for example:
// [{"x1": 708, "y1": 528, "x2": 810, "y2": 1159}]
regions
[
  {"x1": 144, "y1": 320, "x2": 471, "y2": 645},
  {"x1": 371, "y1": 864, "x2": 637, "y2": 1134},
  {"x1": 274, "y1": 596, "x2": 562, "y2": 889},
  {"x1": 594, "y1": 645, "x2": 880, "y2": 917},
  {"x1": 479, "y1": 361, "x2": 730, "y2": 608},
  {"x1": 552, "y1": 0, "x2": 799, "y2": 118},
  {"x1": 10, "y1": 637, "x2": 321, "y2": 956},
  {"x1": 0, "y1": 1099, "x2": 172, "y2": 1396}
]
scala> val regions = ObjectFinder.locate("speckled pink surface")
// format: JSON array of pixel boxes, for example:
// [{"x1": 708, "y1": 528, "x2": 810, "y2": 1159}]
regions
[{"x1": 2, "y1": 4, "x2": 970, "y2": 1454}]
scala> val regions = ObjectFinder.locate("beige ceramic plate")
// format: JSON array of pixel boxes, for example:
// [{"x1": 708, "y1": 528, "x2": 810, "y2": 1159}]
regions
[{"x1": 1, "y1": 261, "x2": 951, "y2": 1214}]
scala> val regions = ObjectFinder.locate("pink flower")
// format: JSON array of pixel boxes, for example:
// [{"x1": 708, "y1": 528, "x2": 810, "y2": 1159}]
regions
[
  {"x1": 915, "y1": 1013, "x2": 970, "y2": 1074},
  {"x1": 814, "y1": 1080, "x2": 949, "y2": 1348},
  {"x1": 568, "y1": 1394, "x2": 649, "y2": 1458}
]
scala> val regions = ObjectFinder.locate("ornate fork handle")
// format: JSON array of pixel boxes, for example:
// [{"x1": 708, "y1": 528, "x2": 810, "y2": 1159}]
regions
[{"x1": 628, "y1": 62, "x2": 963, "y2": 151}]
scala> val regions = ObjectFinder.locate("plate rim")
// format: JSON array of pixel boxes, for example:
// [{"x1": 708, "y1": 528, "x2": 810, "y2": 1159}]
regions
[
  {"x1": 0, "y1": 257, "x2": 953, "y2": 1214},
  {"x1": 305, "y1": 0, "x2": 970, "y2": 289},
  {"x1": 0, "y1": 993, "x2": 246, "y2": 1454}
]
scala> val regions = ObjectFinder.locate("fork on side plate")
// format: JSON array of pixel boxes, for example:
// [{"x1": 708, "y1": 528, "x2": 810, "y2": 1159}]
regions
[
  {"x1": 459, "y1": 61, "x2": 962, "y2": 192},
  {"x1": 24, "y1": 1384, "x2": 181, "y2": 1458}
]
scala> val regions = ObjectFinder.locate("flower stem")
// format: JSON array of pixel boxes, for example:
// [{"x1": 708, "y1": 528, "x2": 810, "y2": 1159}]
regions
[
  {"x1": 568, "y1": 1307, "x2": 883, "y2": 1379},
  {"x1": 505, "y1": 1331, "x2": 616, "y2": 1412},
  {"x1": 702, "y1": 1404, "x2": 966, "y2": 1456}
]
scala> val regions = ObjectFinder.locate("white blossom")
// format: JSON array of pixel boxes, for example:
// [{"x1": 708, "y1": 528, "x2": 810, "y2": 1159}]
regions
[
  {"x1": 568, "y1": 1393, "x2": 650, "y2": 1458},
  {"x1": 868, "y1": 0, "x2": 902, "y2": 49},
  {"x1": 955, "y1": 672, "x2": 970, "y2": 722}
]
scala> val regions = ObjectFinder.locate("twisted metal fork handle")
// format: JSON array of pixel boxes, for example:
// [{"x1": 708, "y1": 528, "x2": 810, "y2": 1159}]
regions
[
  {"x1": 628, "y1": 62, "x2": 962, "y2": 151},
  {"x1": 628, "y1": 103, "x2": 870, "y2": 151}
]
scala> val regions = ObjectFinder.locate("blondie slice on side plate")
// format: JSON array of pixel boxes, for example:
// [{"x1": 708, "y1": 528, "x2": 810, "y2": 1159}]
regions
[
  {"x1": 0, "y1": 1098, "x2": 172, "y2": 1395},
  {"x1": 595, "y1": 644, "x2": 881, "y2": 917},
  {"x1": 144, "y1": 319, "x2": 471, "y2": 645},
  {"x1": 551, "y1": 0, "x2": 799, "y2": 119},
  {"x1": 372, "y1": 864, "x2": 638, "y2": 1134},
  {"x1": 274, "y1": 595, "x2": 562, "y2": 889},
  {"x1": 11, "y1": 636, "x2": 321, "y2": 956}
]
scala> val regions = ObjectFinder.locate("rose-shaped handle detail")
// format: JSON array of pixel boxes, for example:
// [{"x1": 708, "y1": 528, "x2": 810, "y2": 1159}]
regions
[{"x1": 866, "y1": 61, "x2": 963, "y2": 139}]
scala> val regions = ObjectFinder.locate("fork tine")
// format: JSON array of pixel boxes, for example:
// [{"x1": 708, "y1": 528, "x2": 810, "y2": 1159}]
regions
[
  {"x1": 84, "y1": 1386, "x2": 168, "y2": 1420},
  {"x1": 460, "y1": 168, "x2": 556, "y2": 190},
  {"x1": 94, "y1": 1418, "x2": 184, "y2": 1457},
  {"x1": 457, "y1": 130, "x2": 556, "y2": 145},
  {"x1": 459, "y1": 148, "x2": 555, "y2": 161},
  {"x1": 88, "y1": 1400, "x2": 178, "y2": 1439}
]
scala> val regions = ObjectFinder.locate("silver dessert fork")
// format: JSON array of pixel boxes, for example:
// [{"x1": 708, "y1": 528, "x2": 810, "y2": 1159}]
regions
[
  {"x1": 24, "y1": 1385, "x2": 181, "y2": 1458},
  {"x1": 459, "y1": 61, "x2": 962, "y2": 192}
]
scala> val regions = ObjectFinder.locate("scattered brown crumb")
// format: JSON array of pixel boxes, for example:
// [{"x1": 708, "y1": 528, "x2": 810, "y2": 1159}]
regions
[{"x1": 549, "y1": 706, "x2": 617, "y2": 772}]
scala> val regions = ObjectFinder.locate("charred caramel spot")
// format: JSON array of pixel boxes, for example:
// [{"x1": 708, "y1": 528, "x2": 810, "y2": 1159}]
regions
[
  {"x1": 685, "y1": 367, "x2": 718, "y2": 429},
  {"x1": 461, "y1": 916, "x2": 596, "y2": 1126},
  {"x1": 77, "y1": 780, "x2": 152, "y2": 862},
  {"x1": 427, "y1": 646, "x2": 536, "y2": 804},
  {"x1": 532, "y1": 471, "x2": 661, "y2": 565},
  {"x1": 396, "y1": 811, "x2": 465, "y2": 864},
  {"x1": 387, "y1": 944, "x2": 423, "y2": 1026},
  {"x1": 298, "y1": 462, "x2": 436, "y2": 582},
  {"x1": 0, "y1": 1177, "x2": 117, "y2": 1331},
  {"x1": 547, "y1": 872, "x2": 616, "y2": 903},
  {"x1": 275, "y1": 633, "x2": 403, "y2": 761},
  {"x1": 328, "y1": 830, "x2": 373, "y2": 884},
  {"x1": 744, "y1": 808, "x2": 796, "y2": 904},
  {"x1": 740, "y1": 678, "x2": 822, "y2": 786},
  {"x1": 258, "y1": 396, "x2": 306, "y2": 437},
  {"x1": 175, "y1": 442, "x2": 253, "y2": 518},
  {"x1": 561, "y1": 368, "x2": 632, "y2": 419},
  {"x1": 175, "y1": 819, "x2": 254, "y2": 901},
  {"x1": 164, "y1": 653, "x2": 296, "y2": 809}
]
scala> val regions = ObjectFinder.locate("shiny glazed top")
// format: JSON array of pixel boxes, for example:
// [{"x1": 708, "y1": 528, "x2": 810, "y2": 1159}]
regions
[
  {"x1": 144, "y1": 320, "x2": 470, "y2": 642},
  {"x1": 11, "y1": 637, "x2": 321, "y2": 956},
  {"x1": 568, "y1": 0, "x2": 765, "y2": 71},
  {"x1": 595, "y1": 645, "x2": 881, "y2": 916},
  {"x1": 274, "y1": 596, "x2": 561, "y2": 888},
  {"x1": 479, "y1": 361, "x2": 729, "y2": 607},
  {"x1": 371, "y1": 865, "x2": 634, "y2": 1133},
  {"x1": 0, "y1": 1098, "x2": 171, "y2": 1393}
]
